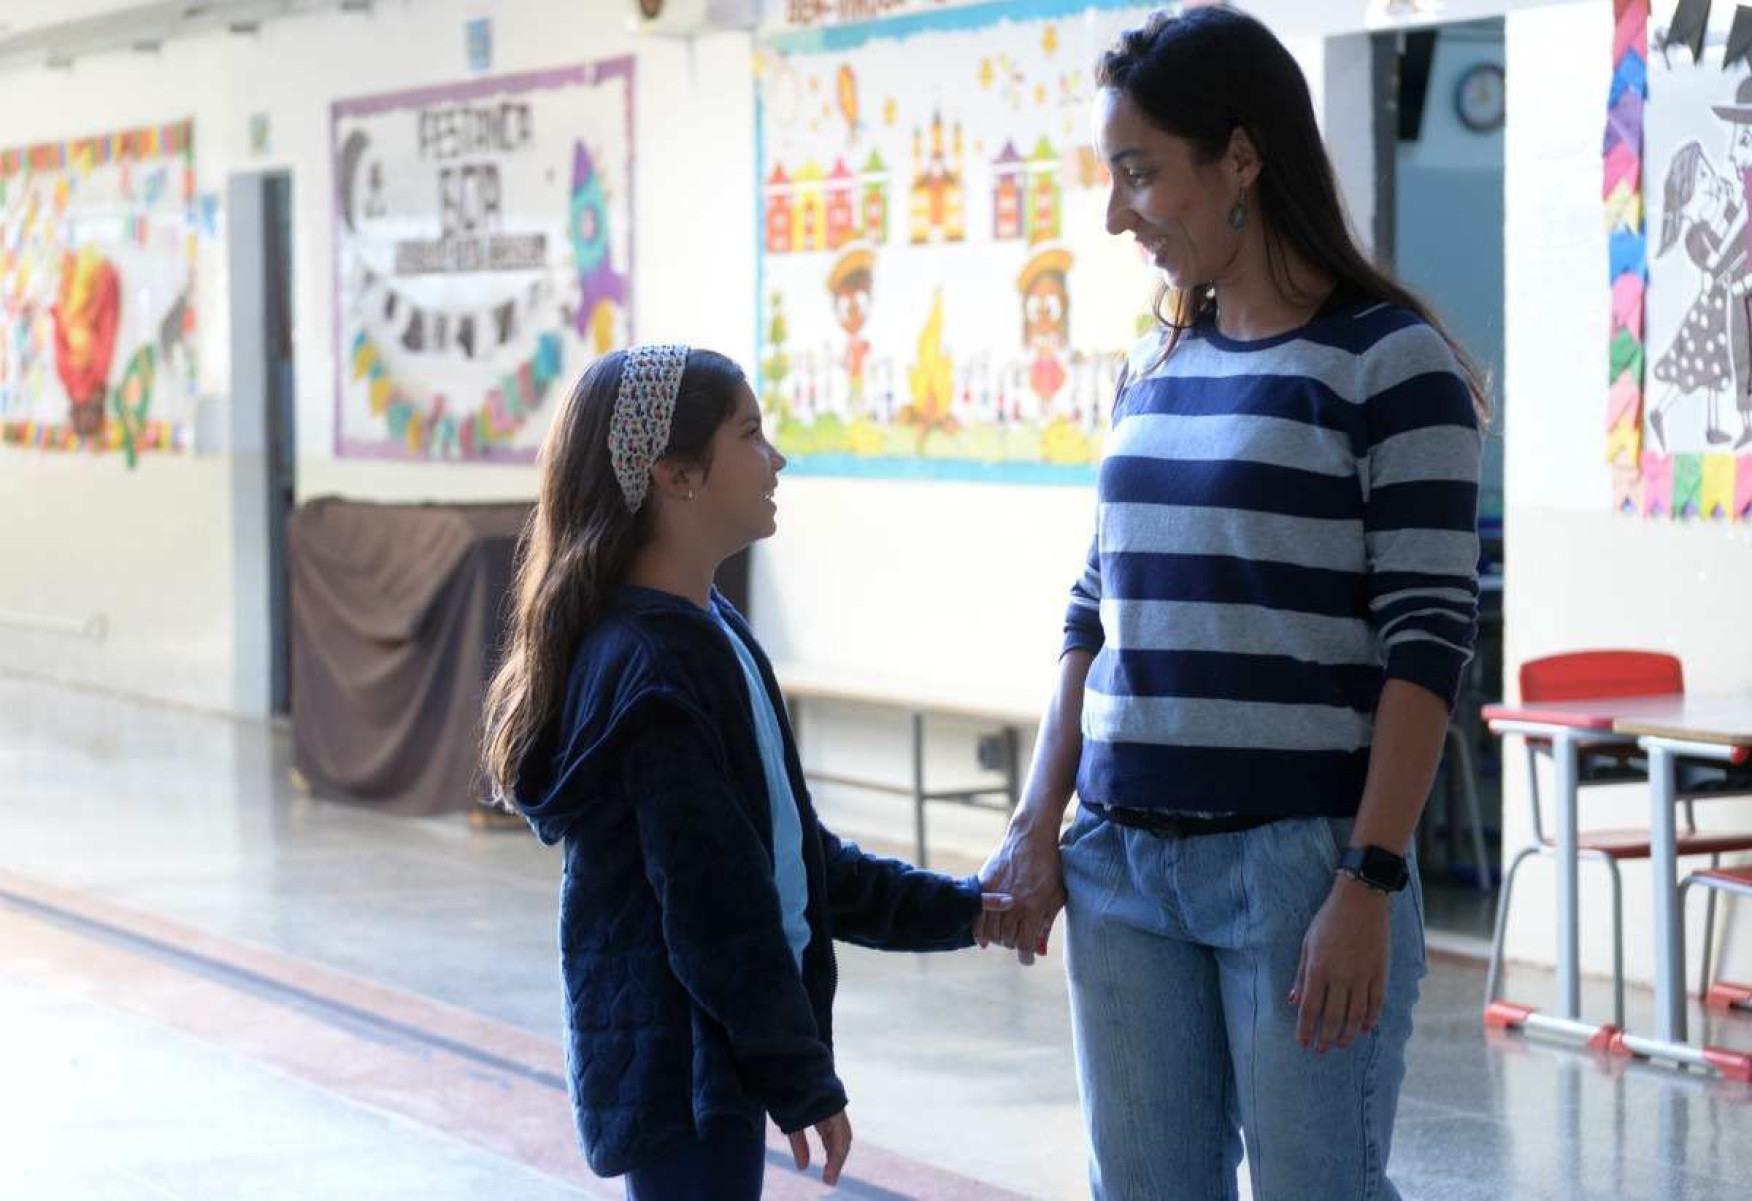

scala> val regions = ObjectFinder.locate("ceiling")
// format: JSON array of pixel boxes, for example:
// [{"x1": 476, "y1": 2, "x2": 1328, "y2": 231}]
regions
[
  {"x1": 0, "y1": 2, "x2": 161, "y2": 39},
  {"x1": 0, "y1": 1, "x2": 367, "y2": 70}
]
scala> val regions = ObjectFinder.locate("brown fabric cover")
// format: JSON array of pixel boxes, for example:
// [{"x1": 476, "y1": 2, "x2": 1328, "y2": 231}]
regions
[{"x1": 288, "y1": 497, "x2": 532, "y2": 815}]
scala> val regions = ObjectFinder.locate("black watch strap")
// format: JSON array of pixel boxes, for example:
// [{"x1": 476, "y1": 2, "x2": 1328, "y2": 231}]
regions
[{"x1": 1337, "y1": 845, "x2": 1410, "y2": 893}]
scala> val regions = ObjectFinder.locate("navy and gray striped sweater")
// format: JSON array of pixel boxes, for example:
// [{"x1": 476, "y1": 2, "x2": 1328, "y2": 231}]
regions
[{"x1": 1063, "y1": 299, "x2": 1482, "y2": 817}]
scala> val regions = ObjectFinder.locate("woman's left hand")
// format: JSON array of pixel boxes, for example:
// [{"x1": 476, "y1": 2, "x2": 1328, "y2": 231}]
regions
[{"x1": 1290, "y1": 876, "x2": 1391, "y2": 1052}]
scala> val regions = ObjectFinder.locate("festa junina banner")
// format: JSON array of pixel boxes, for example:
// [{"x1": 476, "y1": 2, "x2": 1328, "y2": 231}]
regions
[
  {"x1": 0, "y1": 120, "x2": 200, "y2": 466},
  {"x1": 332, "y1": 58, "x2": 634, "y2": 462},
  {"x1": 756, "y1": 0, "x2": 1161, "y2": 484}
]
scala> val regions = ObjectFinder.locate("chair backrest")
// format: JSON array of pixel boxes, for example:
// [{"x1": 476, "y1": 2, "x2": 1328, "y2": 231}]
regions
[{"x1": 1520, "y1": 650, "x2": 1684, "y2": 702}]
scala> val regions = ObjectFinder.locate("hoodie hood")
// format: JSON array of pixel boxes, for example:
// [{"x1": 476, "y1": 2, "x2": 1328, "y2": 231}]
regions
[{"x1": 513, "y1": 585, "x2": 731, "y2": 845}]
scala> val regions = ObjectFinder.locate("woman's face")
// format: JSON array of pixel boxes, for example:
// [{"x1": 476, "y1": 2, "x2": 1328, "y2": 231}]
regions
[{"x1": 1095, "y1": 87, "x2": 1245, "y2": 289}]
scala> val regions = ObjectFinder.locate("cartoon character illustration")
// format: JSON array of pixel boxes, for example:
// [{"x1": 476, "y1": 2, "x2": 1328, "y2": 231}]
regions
[
  {"x1": 826, "y1": 246, "x2": 873, "y2": 408},
  {"x1": 1650, "y1": 139, "x2": 1752, "y2": 451},
  {"x1": 51, "y1": 246, "x2": 121, "y2": 438},
  {"x1": 569, "y1": 141, "x2": 628, "y2": 354},
  {"x1": 1018, "y1": 246, "x2": 1071, "y2": 407}
]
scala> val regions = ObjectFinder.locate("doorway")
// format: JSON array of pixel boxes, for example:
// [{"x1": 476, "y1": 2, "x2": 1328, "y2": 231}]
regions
[
  {"x1": 1375, "y1": 19, "x2": 1507, "y2": 945},
  {"x1": 228, "y1": 171, "x2": 297, "y2": 719}
]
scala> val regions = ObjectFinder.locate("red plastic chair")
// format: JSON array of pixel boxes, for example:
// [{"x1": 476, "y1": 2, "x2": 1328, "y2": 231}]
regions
[{"x1": 1486, "y1": 651, "x2": 1752, "y2": 1028}]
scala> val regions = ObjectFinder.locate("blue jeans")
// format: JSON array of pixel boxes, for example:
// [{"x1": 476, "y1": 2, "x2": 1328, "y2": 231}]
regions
[{"x1": 1061, "y1": 807, "x2": 1426, "y2": 1201}]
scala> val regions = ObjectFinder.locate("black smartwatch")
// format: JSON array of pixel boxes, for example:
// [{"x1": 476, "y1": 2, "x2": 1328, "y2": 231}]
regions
[{"x1": 1336, "y1": 845, "x2": 1410, "y2": 893}]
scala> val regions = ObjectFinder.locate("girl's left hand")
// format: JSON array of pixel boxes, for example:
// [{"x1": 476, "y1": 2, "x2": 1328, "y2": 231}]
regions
[{"x1": 1289, "y1": 877, "x2": 1391, "y2": 1052}]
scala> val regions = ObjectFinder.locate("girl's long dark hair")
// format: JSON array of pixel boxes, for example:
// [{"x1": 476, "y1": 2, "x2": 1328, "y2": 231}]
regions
[
  {"x1": 482, "y1": 347, "x2": 745, "y2": 807},
  {"x1": 1657, "y1": 141, "x2": 1704, "y2": 258},
  {"x1": 1099, "y1": 7, "x2": 1491, "y2": 424}
]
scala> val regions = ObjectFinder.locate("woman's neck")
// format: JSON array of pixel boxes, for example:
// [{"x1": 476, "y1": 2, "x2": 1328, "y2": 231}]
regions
[
  {"x1": 1209, "y1": 233, "x2": 1334, "y2": 342},
  {"x1": 624, "y1": 541, "x2": 717, "y2": 610}
]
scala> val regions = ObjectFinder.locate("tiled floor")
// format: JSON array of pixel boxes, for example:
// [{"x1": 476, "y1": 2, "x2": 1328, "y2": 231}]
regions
[{"x1": 1, "y1": 673, "x2": 1748, "y2": 1199}]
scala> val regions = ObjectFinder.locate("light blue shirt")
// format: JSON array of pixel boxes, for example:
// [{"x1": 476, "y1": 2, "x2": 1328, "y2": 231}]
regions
[{"x1": 716, "y1": 613, "x2": 811, "y2": 969}]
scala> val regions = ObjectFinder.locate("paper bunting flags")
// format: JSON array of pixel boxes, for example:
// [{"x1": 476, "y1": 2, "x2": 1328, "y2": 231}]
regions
[
  {"x1": 348, "y1": 328, "x2": 565, "y2": 459},
  {"x1": 1641, "y1": 450, "x2": 1674, "y2": 516},
  {"x1": 1700, "y1": 453, "x2": 1737, "y2": 517}
]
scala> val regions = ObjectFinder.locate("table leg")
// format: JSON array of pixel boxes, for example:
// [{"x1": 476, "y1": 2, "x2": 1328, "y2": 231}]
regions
[
  {"x1": 1553, "y1": 729, "x2": 1581, "y2": 1020},
  {"x1": 1647, "y1": 741, "x2": 1685, "y2": 1043}
]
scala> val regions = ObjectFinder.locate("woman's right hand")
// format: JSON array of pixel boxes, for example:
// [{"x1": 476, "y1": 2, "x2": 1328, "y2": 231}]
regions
[
  {"x1": 976, "y1": 819, "x2": 1066, "y2": 966},
  {"x1": 789, "y1": 1109, "x2": 852, "y2": 1186}
]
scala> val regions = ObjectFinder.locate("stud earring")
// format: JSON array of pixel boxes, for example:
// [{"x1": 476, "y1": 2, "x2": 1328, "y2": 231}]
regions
[
  {"x1": 1228, "y1": 193, "x2": 1247, "y2": 232},
  {"x1": 685, "y1": 490, "x2": 696, "y2": 501}
]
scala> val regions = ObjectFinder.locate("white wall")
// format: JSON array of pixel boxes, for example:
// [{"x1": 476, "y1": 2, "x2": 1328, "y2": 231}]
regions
[{"x1": 1503, "y1": 2, "x2": 1752, "y2": 985}]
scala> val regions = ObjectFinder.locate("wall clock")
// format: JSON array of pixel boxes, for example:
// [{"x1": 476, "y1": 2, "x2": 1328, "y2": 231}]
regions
[{"x1": 1454, "y1": 62, "x2": 1506, "y2": 133}]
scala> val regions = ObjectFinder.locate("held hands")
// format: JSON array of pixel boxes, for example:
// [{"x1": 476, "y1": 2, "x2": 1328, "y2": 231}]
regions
[
  {"x1": 974, "y1": 820, "x2": 1065, "y2": 966},
  {"x1": 1289, "y1": 875, "x2": 1391, "y2": 1052},
  {"x1": 789, "y1": 1109, "x2": 852, "y2": 1186}
]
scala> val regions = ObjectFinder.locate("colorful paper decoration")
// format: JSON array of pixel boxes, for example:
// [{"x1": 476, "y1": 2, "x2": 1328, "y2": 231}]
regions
[
  {"x1": 1606, "y1": 2, "x2": 1649, "y2": 509},
  {"x1": 1673, "y1": 452, "x2": 1705, "y2": 516},
  {"x1": 0, "y1": 118, "x2": 197, "y2": 463},
  {"x1": 331, "y1": 60, "x2": 631, "y2": 461},
  {"x1": 1641, "y1": 449, "x2": 1674, "y2": 516},
  {"x1": 1700, "y1": 452, "x2": 1737, "y2": 517}
]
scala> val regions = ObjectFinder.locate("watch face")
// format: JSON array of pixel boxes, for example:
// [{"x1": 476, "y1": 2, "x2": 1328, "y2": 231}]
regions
[
  {"x1": 1454, "y1": 63, "x2": 1505, "y2": 133},
  {"x1": 1361, "y1": 846, "x2": 1410, "y2": 890}
]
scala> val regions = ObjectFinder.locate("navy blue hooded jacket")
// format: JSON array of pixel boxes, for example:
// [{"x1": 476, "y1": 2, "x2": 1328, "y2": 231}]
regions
[{"x1": 514, "y1": 585, "x2": 983, "y2": 1178}]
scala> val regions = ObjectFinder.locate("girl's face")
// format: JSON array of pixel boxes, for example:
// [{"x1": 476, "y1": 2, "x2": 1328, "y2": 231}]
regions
[
  {"x1": 1690, "y1": 158, "x2": 1736, "y2": 228},
  {"x1": 1095, "y1": 87, "x2": 1249, "y2": 290},
  {"x1": 697, "y1": 382, "x2": 786, "y2": 550}
]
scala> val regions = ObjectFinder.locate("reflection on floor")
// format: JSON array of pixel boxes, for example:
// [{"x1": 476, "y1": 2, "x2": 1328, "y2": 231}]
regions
[{"x1": 1, "y1": 675, "x2": 1747, "y2": 1200}]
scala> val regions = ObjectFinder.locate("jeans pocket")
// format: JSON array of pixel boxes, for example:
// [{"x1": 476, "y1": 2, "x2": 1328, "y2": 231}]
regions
[
  {"x1": 1319, "y1": 815, "x2": 1351, "y2": 871},
  {"x1": 1059, "y1": 804, "x2": 1102, "y2": 853}
]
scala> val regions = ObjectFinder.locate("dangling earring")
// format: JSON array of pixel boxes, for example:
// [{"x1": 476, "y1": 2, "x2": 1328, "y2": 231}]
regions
[
  {"x1": 1228, "y1": 192, "x2": 1247, "y2": 232},
  {"x1": 685, "y1": 489, "x2": 696, "y2": 501}
]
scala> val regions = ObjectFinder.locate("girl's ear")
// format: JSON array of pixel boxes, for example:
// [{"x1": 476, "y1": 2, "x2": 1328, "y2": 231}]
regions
[{"x1": 649, "y1": 458, "x2": 700, "y2": 502}]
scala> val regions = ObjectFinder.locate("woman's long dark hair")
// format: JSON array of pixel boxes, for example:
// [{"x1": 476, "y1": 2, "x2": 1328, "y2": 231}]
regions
[
  {"x1": 1099, "y1": 7, "x2": 1491, "y2": 423},
  {"x1": 482, "y1": 347, "x2": 745, "y2": 806}
]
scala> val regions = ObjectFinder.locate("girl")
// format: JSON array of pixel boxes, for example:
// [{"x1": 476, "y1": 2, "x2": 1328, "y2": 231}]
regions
[
  {"x1": 978, "y1": 9, "x2": 1484, "y2": 1200},
  {"x1": 482, "y1": 344, "x2": 1007, "y2": 1199}
]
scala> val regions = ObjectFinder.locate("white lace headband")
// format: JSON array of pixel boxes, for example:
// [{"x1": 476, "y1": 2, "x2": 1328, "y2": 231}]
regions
[{"x1": 607, "y1": 343, "x2": 690, "y2": 512}]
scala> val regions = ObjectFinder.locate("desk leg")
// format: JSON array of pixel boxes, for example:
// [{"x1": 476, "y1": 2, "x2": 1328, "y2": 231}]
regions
[
  {"x1": 1648, "y1": 742, "x2": 1685, "y2": 1044},
  {"x1": 911, "y1": 710, "x2": 927, "y2": 869},
  {"x1": 1553, "y1": 730, "x2": 1581, "y2": 1021}
]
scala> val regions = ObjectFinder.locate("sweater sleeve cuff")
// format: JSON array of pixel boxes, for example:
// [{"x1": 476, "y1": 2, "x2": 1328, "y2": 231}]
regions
[
  {"x1": 1062, "y1": 628, "x2": 1103, "y2": 658},
  {"x1": 1384, "y1": 639, "x2": 1471, "y2": 709},
  {"x1": 773, "y1": 1078, "x2": 849, "y2": 1135}
]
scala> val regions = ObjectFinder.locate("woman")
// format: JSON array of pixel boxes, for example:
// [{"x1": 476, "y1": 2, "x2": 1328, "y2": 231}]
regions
[{"x1": 976, "y1": 9, "x2": 1485, "y2": 1200}]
